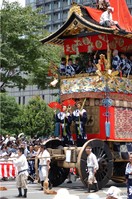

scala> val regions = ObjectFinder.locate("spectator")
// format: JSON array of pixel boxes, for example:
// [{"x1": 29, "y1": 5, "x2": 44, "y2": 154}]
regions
[
  {"x1": 27, "y1": 145, "x2": 36, "y2": 183},
  {"x1": 53, "y1": 188, "x2": 79, "y2": 199},
  {"x1": 105, "y1": 186, "x2": 123, "y2": 199},
  {"x1": 125, "y1": 153, "x2": 132, "y2": 199},
  {"x1": 87, "y1": 193, "x2": 101, "y2": 199}
]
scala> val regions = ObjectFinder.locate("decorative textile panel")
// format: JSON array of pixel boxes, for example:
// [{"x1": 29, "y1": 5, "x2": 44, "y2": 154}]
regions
[{"x1": 115, "y1": 107, "x2": 132, "y2": 139}]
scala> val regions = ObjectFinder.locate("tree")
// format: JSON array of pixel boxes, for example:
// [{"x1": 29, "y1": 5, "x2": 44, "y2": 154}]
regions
[
  {"x1": 19, "y1": 96, "x2": 54, "y2": 138},
  {"x1": 0, "y1": 93, "x2": 20, "y2": 135},
  {"x1": 1, "y1": 1, "x2": 63, "y2": 91}
]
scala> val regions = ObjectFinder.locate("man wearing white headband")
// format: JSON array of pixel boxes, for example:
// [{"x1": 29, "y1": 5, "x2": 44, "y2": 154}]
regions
[{"x1": 100, "y1": 6, "x2": 125, "y2": 32}]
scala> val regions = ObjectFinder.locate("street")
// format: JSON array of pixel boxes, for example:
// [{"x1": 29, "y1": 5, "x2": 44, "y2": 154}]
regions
[{"x1": 0, "y1": 177, "x2": 127, "y2": 199}]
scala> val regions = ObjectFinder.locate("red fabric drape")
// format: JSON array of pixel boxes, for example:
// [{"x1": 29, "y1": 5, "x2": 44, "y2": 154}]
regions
[{"x1": 84, "y1": 0, "x2": 132, "y2": 32}]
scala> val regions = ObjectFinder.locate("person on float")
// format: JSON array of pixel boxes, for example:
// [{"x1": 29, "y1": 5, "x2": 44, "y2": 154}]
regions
[
  {"x1": 56, "y1": 105, "x2": 73, "y2": 144},
  {"x1": 111, "y1": 49, "x2": 121, "y2": 71},
  {"x1": 72, "y1": 57, "x2": 82, "y2": 74},
  {"x1": 13, "y1": 147, "x2": 29, "y2": 198},
  {"x1": 72, "y1": 101, "x2": 87, "y2": 141},
  {"x1": 59, "y1": 57, "x2": 66, "y2": 76},
  {"x1": 65, "y1": 58, "x2": 75, "y2": 76},
  {"x1": 100, "y1": 6, "x2": 125, "y2": 32},
  {"x1": 85, "y1": 145, "x2": 99, "y2": 193},
  {"x1": 125, "y1": 152, "x2": 132, "y2": 199},
  {"x1": 37, "y1": 144, "x2": 51, "y2": 190},
  {"x1": 120, "y1": 53, "x2": 131, "y2": 77}
]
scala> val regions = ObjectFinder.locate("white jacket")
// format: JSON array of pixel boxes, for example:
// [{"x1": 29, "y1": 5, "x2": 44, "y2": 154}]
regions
[
  {"x1": 13, "y1": 154, "x2": 28, "y2": 176},
  {"x1": 87, "y1": 152, "x2": 99, "y2": 170}
]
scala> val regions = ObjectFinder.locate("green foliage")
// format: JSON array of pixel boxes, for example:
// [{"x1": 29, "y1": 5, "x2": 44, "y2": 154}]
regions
[
  {"x1": 0, "y1": 93, "x2": 20, "y2": 134},
  {"x1": 1, "y1": 1, "x2": 63, "y2": 91},
  {"x1": 18, "y1": 96, "x2": 54, "y2": 137}
]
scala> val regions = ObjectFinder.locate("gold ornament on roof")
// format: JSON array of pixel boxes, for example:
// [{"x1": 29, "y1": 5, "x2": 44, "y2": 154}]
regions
[{"x1": 68, "y1": 2, "x2": 83, "y2": 18}]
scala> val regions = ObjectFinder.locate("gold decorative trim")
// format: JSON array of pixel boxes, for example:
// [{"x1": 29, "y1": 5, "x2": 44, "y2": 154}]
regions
[{"x1": 68, "y1": 3, "x2": 83, "y2": 18}]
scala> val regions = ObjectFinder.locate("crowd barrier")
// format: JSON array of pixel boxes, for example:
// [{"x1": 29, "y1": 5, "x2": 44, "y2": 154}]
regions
[{"x1": 0, "y1": 162, "x2": 16, "y2": 178}]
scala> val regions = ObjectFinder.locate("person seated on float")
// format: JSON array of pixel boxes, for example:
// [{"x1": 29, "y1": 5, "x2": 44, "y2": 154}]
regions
[
  {"x1": 86, "y1": 60, "x2": 97, "y2": 74},
  {"x1": 72, "y1": 57, "x2": 82, "y2": 74},
  {"x1": 59, "y1": 57, "x2": 66, "y2": 76},
  {"x1": 92, "y1": 53, "x2": 98, "y2": 67},
  {"x1": 112, "y1": 49, "x2": 121, "y2": 71},
  {"x1": 120, "y1": 53, "x2": 131, "y2": 77},
  {"x1": 100, "y1": 6, "x2": 125, "y2": 32},
  {"x1": 65, "y1": 58, "x2": 75, "y2": 76},
  {"x1": 128, "y1": 55, "x2": 132, "y2": 75}
]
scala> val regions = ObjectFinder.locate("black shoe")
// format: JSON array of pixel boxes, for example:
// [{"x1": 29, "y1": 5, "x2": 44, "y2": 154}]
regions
[
  {"x1": 94, "y1": 183, "x2": 99, "y2": 192},
  {"x1": 16, "y1": 188, "x2": 22, "y2": 197},
  {"x1": 119, "y1": 29, "x2": 127, "y2": 34},
  {"x1": 67, "y1": 180, "x2": 72, "y2": 183},
  {"x1": 23, "y1": 189, "x2": 27, "y2": 198}
]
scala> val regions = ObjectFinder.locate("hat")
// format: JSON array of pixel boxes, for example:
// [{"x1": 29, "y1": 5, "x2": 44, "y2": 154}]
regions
[
  {"x1": 87, "y1": 193, "x2": 101, "y2": 199},
  {"x1": 53, "y1": 188, "x2": 79, "y2": 199},
  {"x1": 107, "y1": 6, "x2": 114, "y2": 12},
  {"x1": 104, "y1": 186, "x2": 123, "y2": 199},
  {"x1": 9, "y1": 137, "x2": 16, "y2": 141}
]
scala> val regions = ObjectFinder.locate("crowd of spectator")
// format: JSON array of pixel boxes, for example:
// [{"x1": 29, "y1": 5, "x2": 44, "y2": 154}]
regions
[{"x1": 0, "y1": 134, "x2": 52, "y2": 182}]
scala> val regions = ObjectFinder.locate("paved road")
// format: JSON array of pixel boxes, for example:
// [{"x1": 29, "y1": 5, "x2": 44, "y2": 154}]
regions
[{"x1": 0, "y1": 178, "x2": 127, "y2": 199}]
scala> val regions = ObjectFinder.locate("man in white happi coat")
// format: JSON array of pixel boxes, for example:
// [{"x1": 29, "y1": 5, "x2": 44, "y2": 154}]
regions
[
  {"x1": 100, "y1": 6, "x2": 124, "y2": 31},
  {"x1": 85, "y1": 145, "x2": 99, "y2": 193},
  {"x1": 37, "y1": 144, "x2": 50, "y2": 190},
  {"x1": 13, "y1": 147, "x2": 29, "y2": 198}
]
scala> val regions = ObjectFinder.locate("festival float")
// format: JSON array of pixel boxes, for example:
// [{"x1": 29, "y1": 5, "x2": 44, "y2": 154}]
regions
[{"x1": 40, "y1": 0, "x2": 132, "y2": 189}]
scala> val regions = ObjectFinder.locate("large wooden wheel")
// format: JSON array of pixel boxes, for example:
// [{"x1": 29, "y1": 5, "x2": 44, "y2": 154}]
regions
[
  {"x1": 77, "y1": 139, "x2": 113, "y2": 189},
  {"x1": 45, "y1": 138, "x2": 70, "y2": 186},
  {"x1": 48, "y1": 163, "x2": 69, "y2": 186}
]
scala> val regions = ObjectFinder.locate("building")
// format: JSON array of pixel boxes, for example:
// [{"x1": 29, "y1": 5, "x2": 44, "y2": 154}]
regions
[
  {"x1": 7, "y1": 86, "x2": 58, "y2": 105},
  {"x1": 26, "y1": 0, "x2": 132, "y2": 32}
]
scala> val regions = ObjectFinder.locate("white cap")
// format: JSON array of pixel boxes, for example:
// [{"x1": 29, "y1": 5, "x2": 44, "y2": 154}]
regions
[
  {"x1": 9, "y1": 137, "x2": 16, "y2": 141},
  {"x1": 87, "y1": 193, "x2": 101, "y2": 199},
  {"x1": 53, "y1": 188, "x2": 79, "y2": 199},
  {"x1": 104, "y1": 186, "x2": 123, "y2": 199}
]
